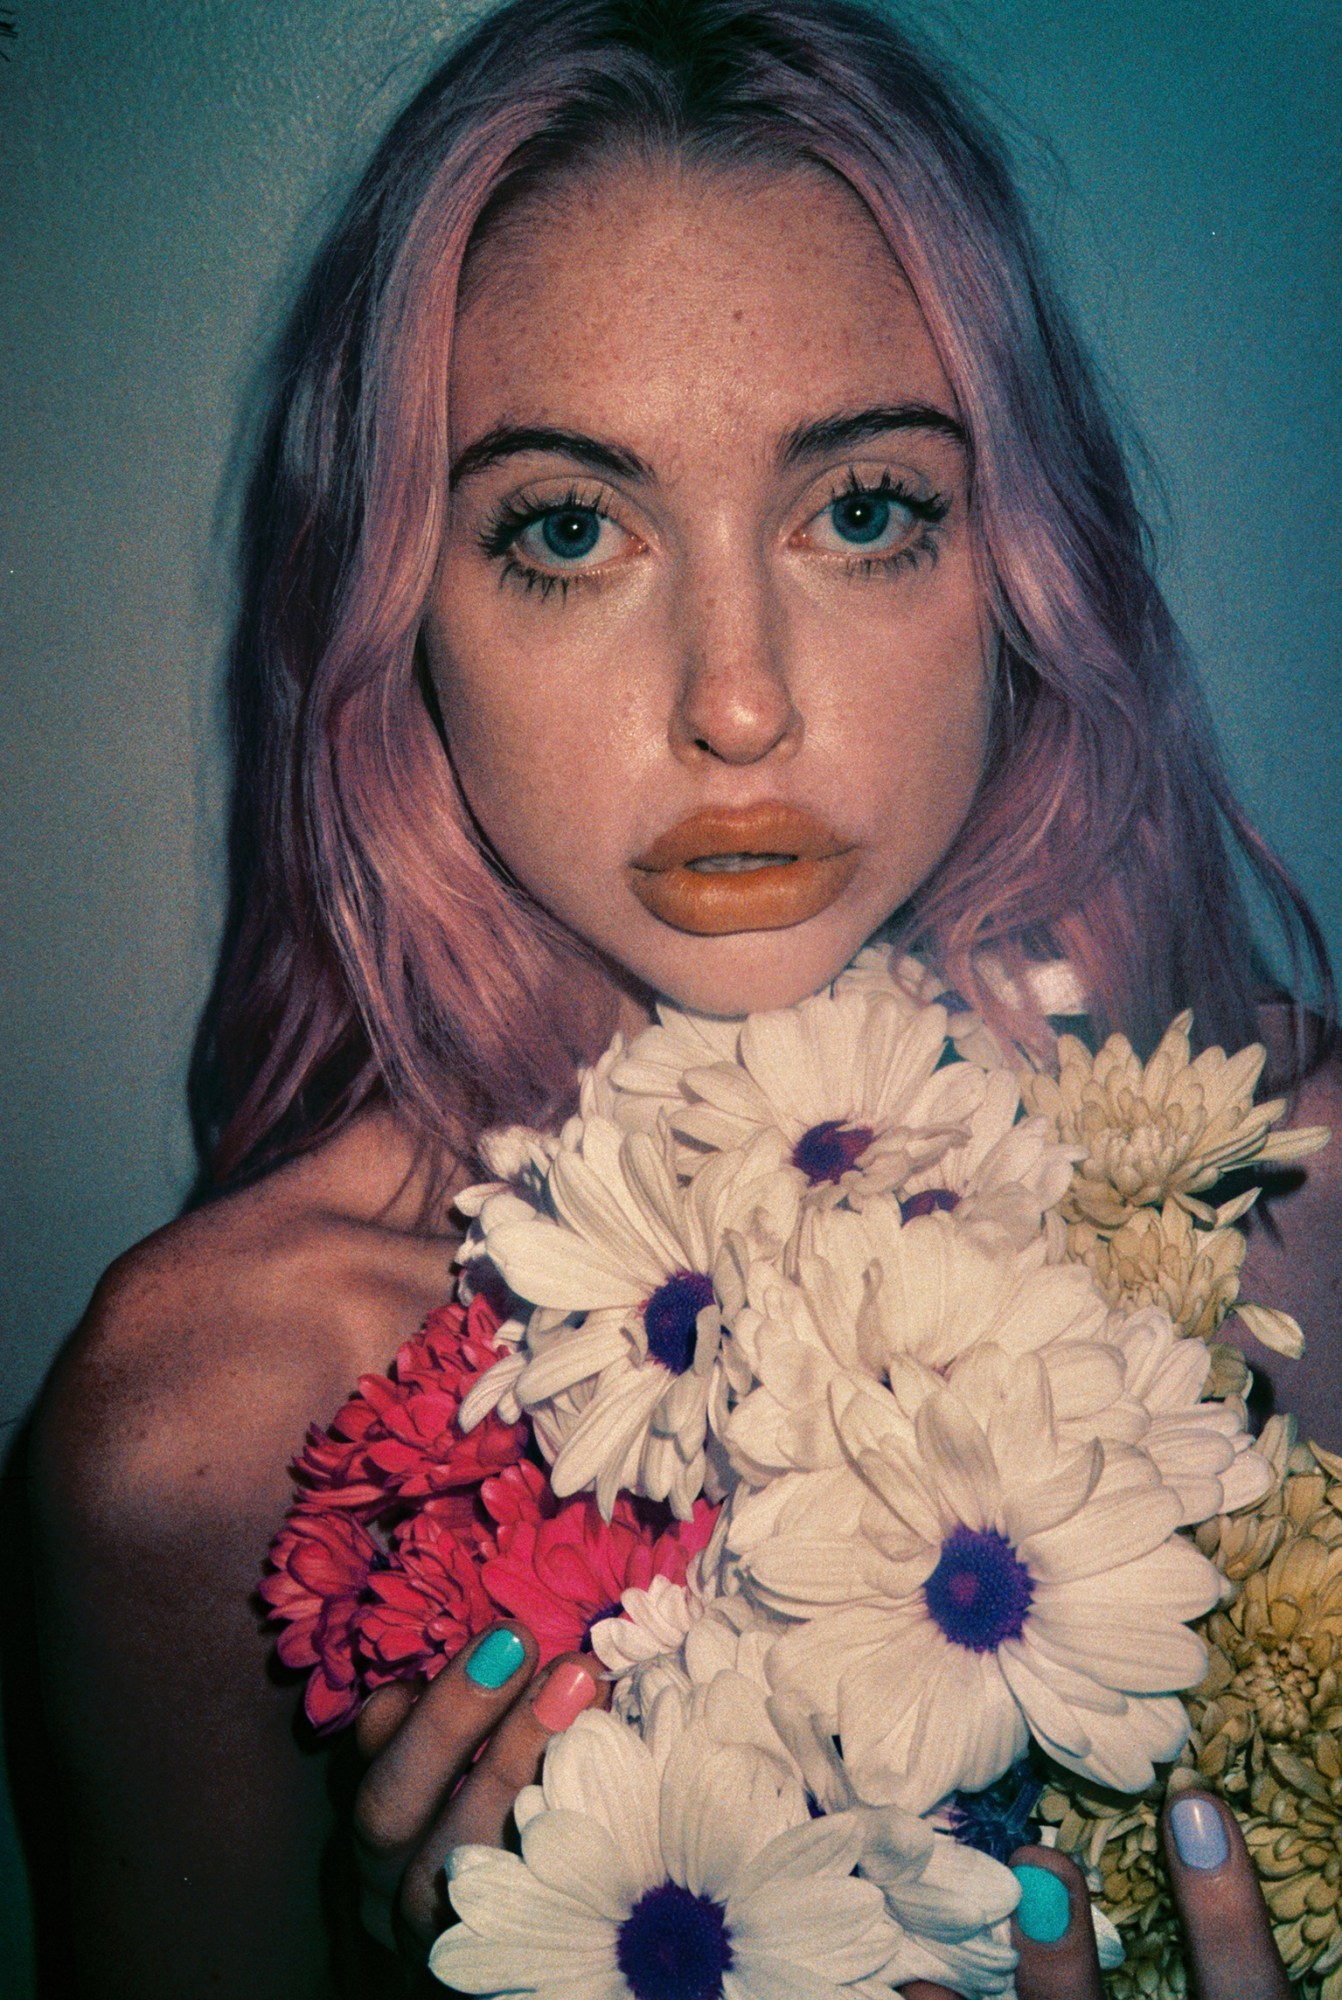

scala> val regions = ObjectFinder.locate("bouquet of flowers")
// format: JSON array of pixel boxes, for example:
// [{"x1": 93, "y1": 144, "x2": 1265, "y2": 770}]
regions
[{"x1": 264, "y1": 948, "x2": 1333, "y2": 1997}]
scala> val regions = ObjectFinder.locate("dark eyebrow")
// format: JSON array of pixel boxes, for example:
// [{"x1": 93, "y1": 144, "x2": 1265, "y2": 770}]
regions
[
  {"x1": 449, "y1": 424, "x2": 653, "y2": 486},
  {"x1": 450, "y1": 402, "x2": 966, "y2": 489},
  {"x1": 779, "y1": 403, "x2": 967, "y2": 465}
]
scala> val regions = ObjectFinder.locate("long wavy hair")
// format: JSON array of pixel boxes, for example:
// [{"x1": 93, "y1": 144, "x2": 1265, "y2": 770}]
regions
[{"x1": 190, "y1": 0, "x2": 1333, "y2": 1194}]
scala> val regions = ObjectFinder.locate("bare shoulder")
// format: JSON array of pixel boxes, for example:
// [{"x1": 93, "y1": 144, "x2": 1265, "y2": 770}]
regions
[
  {"x1": 33, "y1": 1108, "x2": 465, "y2": 1556},
  {"x1": 24, "y1": 1112, "x2": 466, "y2": 1994},
  {"x1": 1239, "y1": 1012, "x2": 1342, "y2": 1445}
]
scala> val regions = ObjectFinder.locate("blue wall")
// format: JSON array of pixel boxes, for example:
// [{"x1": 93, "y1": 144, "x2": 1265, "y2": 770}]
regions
[{"x1": 1, "y1": 0, "x2": 1338, "y2": 1984}]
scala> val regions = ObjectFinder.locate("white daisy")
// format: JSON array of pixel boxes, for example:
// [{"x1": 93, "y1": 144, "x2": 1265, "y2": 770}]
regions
[
  {"x1": 475, "y1": 1118, "x2": 793, "y2": 1517},
  {"x1": 659, "y1": 985, "x2": 984, "y2": 1215},
  {"x1": 739, "y1": 1354, "x2": 1223, "y2": 1811},
  {"x1": 456, "y1": 1034, "x2": 646, "y2": 1226},
  {"x1": 661, "y1": 1631, "x2": 1021, "y2": 2000},
  {"x1": 833, "y1": 945, "x2": 1011, "y2": 1070},
  {"x1": 894, "y1": 1076, "x2": 1078, "y2": 1250},
  {"x1": 608, "y1": 1005, "x2": 746, "y2": 1129},
  {"x1": 431, "y1": 1706, "x2": 903, "y2": 2000}
]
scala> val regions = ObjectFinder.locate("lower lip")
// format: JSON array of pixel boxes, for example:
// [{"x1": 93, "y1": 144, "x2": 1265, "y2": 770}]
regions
[{"x1": 629, "y1": 852, "x2": 860, "y2": 935}]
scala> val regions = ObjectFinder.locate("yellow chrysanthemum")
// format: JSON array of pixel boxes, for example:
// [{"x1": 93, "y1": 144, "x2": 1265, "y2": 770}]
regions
[
  {"x1": 1245, "y1": 1737, "x2": 1342, "y2": 1997},
  {"x1": 1187, "y1": 1535, "x2": 1342, "y2": 1798},
  {"x1": 1040, "y1": 1434, "x2": 1342, "y2": 1996},
  {"x1": 1020, "y1": 1013, "x2": 1328, "y2": 1234}
]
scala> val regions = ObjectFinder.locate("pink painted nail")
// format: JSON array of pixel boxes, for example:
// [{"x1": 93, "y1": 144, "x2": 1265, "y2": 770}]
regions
[{"x1": 531, "y1": 1661, "x2": 600, "y2": 1733}]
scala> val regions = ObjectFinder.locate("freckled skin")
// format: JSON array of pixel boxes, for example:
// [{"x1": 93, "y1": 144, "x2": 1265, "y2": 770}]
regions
[{"x1": 425, "y1": 158, "x2": 993, "y2": 1018}]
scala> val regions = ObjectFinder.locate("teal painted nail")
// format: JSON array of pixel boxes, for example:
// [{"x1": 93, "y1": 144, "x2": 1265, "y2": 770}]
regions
[
  {"x1": 1012, "y1": 1864, "x2": 1071, "y2": 1945},
  {"x1": 465, "y1": 1628, "x2": 526, "y2": 1689}
]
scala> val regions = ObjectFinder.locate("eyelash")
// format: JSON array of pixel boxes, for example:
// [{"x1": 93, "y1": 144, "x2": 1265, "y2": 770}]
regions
[{"x1": 476, "y1": 470, "x2": 951, "y2": 601}]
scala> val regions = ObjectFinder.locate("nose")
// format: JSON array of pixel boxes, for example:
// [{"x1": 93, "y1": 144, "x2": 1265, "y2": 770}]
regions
[{"x1": 668, "y1": 555, "x2": 802, "y2": 768}]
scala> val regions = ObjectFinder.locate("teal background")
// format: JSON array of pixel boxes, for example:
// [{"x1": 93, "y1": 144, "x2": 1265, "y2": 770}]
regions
[{"x1": 1, "y1": 0, "x2": 1338, "y2": 1985}]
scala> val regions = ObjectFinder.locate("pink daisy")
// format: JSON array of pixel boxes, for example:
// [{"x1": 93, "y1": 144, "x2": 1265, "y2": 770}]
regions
[{"x1": 480, "y1": 1481, "x2": 719, "y2": 1664}]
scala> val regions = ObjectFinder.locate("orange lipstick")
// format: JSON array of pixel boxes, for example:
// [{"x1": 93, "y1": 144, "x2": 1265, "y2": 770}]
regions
[{"x1": 629, "y1": 803, "x2": 859, "y2": 935}]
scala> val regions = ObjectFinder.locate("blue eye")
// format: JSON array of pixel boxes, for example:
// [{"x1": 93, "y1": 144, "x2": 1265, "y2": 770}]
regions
[
  {"x1": 539, "y1": 507, "x2": 602, "y2": 560},
  {"x1": 801, "y1": 475, "x2": 949, "y2": 566},
  {"x1": 828, "y1": 492, "x2": 895, "y2": 546}
]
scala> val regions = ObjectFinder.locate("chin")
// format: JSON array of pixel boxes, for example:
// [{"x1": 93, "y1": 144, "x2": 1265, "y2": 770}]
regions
[{"x1": 634, "y1": 922, "x2": 875, "y2": 1019}]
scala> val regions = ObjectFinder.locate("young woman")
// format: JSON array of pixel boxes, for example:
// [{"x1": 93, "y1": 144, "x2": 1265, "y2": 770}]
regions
[{"x1": 28, "y1": 1, "x2": 1340, "y2": 1995}]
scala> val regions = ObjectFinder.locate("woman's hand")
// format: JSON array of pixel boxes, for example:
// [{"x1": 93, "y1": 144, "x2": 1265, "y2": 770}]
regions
[
  {"x1": 351, "y1": 1623, "x2": 603, "y2": 1956},
  {"x1": 900, "y1": 1790, "x2": 1291, "y2": 2000}
]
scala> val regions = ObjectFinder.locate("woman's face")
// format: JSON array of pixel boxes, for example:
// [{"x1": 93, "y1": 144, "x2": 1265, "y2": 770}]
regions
[{"x1": 424, "y1": 157, "x2": 992, "y2": 1016}]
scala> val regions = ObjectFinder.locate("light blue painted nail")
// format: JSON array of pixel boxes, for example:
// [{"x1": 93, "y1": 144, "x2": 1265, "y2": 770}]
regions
[
  {"x1": 1170, "y1": 1795, "x2": 1230, "y2": 1872},
  {"x1": 1012, "y1": 1864, "x2": 1071, "y2": 1944},
  {"x1": 465, "y1": 1627, "x2": 526, "y2": 1689}
]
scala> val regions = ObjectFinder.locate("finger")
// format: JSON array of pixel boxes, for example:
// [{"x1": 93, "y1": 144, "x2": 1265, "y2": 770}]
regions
[
  {"x1": 354, "y1": 1623, "x2": 538, "y2": 1862},
  {"x1": 1008, "y1": 1846, "x2": 1104, "y2": 2000},
  {"x1": 1162, "y1": 1790, "x2": 1291, "y2": 2000},
  {"x1": 400, "y1": 1654, "x2": 605, "y2": 1945},
  {"x1": 355, "y1": 1681, "x2": 416, "y2": 1761}
]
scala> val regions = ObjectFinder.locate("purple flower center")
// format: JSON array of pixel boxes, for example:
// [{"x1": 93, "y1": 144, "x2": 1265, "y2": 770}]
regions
[
  {"x1": 616, "y1": 1881, "x2": 733, "y2": 2000},
  {"x1": 644, "y1": 1270, "x2": 716, "y2": 1375},
  {"x1": 581, "y1": 1600, "x2": 624, "y2": 1648},
  {"x1": 900, "y1": 1187, "x2": 961, "y2": 1222},
  {"x1": 791, "y1": 1120, "x2": 875, "y2": 1185},
  {"x1": 924, "y1": 1526, "x2": 1034, "y2": 1652}
]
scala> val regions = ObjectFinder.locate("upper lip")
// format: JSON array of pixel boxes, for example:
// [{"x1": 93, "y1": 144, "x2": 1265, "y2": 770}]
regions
[{"x1": 632, "y1": 803, "x2": 852, "y2": 873}]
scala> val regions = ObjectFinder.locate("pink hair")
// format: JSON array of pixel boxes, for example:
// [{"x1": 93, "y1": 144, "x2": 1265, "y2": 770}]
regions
[{"x1": 190, "y1": 0, "x2": 1332, "y2": 1192}]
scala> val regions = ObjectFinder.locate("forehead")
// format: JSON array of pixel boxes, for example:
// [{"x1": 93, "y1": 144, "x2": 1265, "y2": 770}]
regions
[{"x1": 449, "y1": 157, "x2": 958, "y2": 458}]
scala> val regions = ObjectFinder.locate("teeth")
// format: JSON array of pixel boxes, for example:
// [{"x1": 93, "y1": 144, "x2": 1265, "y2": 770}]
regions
[{"x1": 684, "y1": 852, "x2": 797, "y2": 874}]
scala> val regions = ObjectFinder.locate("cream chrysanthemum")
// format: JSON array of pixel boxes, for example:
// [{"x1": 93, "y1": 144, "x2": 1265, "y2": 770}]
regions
[
  {"x1": 736, "y1": 1355, "x2": 1223, "y2": 1811},
  {"x1": 591, "y1": 1512, "x2": 737, "y2": 1722},
  {"x1": 726, "y1": 1213, "x2": 1109, "y2": 1486},
  {"x1": 1020, "y1": 1013, "x2": 1329, "y2": 1232},
  {"x1": 647, "y1": 985, "x2": 984, "y2": 1217},
  {"x1": 1194, "y1": 1424, "x2": 1342, "y2": 1585},
  {"x1": 1074, "y1": 1307, "x2": 1273, "y2": 1524},
  {"x1": 1188, "y1": 1534, "x2": 1342, "y2": 1803},
  {"x1": 473, "y1": 1119, "x2": 794, "y2": 1517},
  {"x1": 1069, "y1": 1196, "x2": 1249, "y2": 1344},
  {"x1": 431, "y1": 1706, "x2": 904, "y2": 2000}
]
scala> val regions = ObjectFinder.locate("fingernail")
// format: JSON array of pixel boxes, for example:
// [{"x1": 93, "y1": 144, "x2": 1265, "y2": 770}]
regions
[
  {"x1": 1012, "y1": 1863, "x2": 1071, "y2": 1944},
  {"x1": 464, "y1": 1627, "x2": 527, "y2": 1690},
  {"x1": 1170, "y1": 1795, "x2": 1230, "y2": 1872},
  {"x1": 531, "y1": 1660, "x2": 599, "y2": 1732}
]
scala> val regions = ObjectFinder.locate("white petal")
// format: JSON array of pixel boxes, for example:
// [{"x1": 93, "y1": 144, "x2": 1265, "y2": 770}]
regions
[
  {"x1": 488, "y1": 1217, "x2": 645, "y2": 1311},
  {"x1": 661, "y1": 1735, "x2": 796, "y2": 1900},
  {"x1": 518, "y1": 1319, "x2": 632, "y2": 1402},
  {"x1": 541, "y1": 1713, "x2": 662, "y2": 1885},
  {"x1": 550, "y1": 1365, "x2": 671, "y2": 1511},
  {"x1": 521, "y1": 1809, "x2": 645, "y2": 1921},
  {"x1": 728, "y1": 1811, "x2": 866, "y2": 1904},
  {"x1": 730, "y1": 1874, "x2": 894, "y2": 1980}
]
